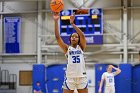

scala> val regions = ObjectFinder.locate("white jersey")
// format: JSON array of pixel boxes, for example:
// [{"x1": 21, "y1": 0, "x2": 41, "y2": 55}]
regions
[
  {"x1": 101, "y1": 72, "x2": 115, "y2": 87},
  {"x1": 65, "y1": 45, "x2": 86, "y2": 78}
]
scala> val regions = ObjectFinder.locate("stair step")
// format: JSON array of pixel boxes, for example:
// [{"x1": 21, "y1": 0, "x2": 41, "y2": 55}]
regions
[
  {"x1": 0, "y1": 89, "x2": 16, "y2": 93},
  {"x1": 0, "y1": 85, "x2": 9, "y2": 89}
]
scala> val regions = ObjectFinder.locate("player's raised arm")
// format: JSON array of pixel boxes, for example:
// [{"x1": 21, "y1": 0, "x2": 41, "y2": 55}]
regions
[
  {"x1": 70, "y1": 13, "x2": 86, "y2": 51},
  {"x1": 53, "y1": 12, "x2": 68, "y2": 54},
  {"x1": 110, "y1": 65, "x2": 121, "y2": 75}
]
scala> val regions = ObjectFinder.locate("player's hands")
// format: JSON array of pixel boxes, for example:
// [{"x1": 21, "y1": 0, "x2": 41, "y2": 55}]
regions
[
  {"x1": 109, "y1": 65, "x2": 114, "y2": 68},
  {"x1": 70, "y1": 12, "x2": 75, "y2": 24},
  {"x1": 53, "y1": 12, "x2": 60, "y2": 21}
]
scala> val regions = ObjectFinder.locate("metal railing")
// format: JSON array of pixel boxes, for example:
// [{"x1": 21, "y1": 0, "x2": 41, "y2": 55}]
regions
[{"x1": 0, "y1": 68, "x2": 17, "y2": 90}]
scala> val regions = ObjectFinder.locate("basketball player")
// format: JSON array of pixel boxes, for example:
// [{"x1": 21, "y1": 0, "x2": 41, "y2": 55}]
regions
[
  {"x1": 33, "y1": 81, "x2": 42, "y2": 93},
  {"x1": 53, "y1": 12, "x2": 88, "y2": 93},
  {"x1": 98, "y1": 65, "x2": 121, "y2": 93}
]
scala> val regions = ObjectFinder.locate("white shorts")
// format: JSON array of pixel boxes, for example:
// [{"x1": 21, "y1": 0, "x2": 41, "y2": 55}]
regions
[
  {"x1": 62, "y1": 77, "x2": 88, "y2": 90},
  {"x1": 104, "y1": 86, "x2": 115, "y2": 93}
]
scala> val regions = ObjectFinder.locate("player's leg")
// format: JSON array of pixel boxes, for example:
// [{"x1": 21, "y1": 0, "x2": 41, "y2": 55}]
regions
[
  {"x1": 77, "y1": 88, "x2": 88, "y2": 93},
  {"x1": 110, "y1": 86, "x2": 115, "y2": 93},
  {"x1": 63, "y1": 89, "x2": 74, "y2": 93},
  {"x1": 76, "y1": 77, "x2": 88, "y2": 93},
  {"x1": 104, "y1": 87, "x2": 111, "y2": 93},
  {"x1": 62, "y1": 77, "x2": 75, "y2": 93}
]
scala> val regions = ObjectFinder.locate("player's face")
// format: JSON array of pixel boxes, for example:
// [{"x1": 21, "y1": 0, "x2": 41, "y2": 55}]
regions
[
  {"x1": 37, "y1": 83, "x2": 40, "y2": 86},
  {"x1": 107, "y1": 66, "x2": 112, "y2": 72},
  {"x1": 70, "y1": 33, "x2": 79, "y2": 45}
]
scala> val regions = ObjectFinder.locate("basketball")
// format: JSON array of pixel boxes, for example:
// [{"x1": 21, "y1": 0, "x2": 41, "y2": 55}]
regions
[{"x1": 50, "y1": 0, "x2": 64, "y2": 12}]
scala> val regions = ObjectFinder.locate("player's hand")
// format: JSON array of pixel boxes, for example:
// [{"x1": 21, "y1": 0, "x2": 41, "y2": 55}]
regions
[
  {"x1": 109, "y1": 65, "x2": 114, "y2": 68},
  {"x1": 53, "y1": 12, "x2": 60, "y2": 21},
  {"x1": 70, "y1": 12, "x2": 75, "y2": 24}
]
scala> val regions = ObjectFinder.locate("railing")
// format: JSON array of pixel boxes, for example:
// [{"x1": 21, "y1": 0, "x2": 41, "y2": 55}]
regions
[{"x1": 0, "y1": 68, "x2": 17, "y2": 90}]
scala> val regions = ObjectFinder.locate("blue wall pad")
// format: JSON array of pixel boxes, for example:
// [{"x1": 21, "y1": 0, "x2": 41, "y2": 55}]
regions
[
  {"x1": 46, "y1": 64, "x2": 66, "y2": 93},
  {"x1": 116, "y1": 64, "x2": 132, "y2": 93},
  {"x1": 132, "y1": 65, "x2": 140, "y2": 93},
  {"x1": 32, "y1": 64, "x2": 46, "y2": 93}
]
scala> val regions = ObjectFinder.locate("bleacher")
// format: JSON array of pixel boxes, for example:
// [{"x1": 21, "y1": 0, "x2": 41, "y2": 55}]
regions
[{"x1": 0, "y1": 67, "x2": 17, "y2": 93}]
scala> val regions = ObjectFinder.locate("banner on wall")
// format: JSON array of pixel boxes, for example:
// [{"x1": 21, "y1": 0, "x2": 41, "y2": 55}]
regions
[{"x1": 4, "y1": 17, "x2": 21, "y2": 53}]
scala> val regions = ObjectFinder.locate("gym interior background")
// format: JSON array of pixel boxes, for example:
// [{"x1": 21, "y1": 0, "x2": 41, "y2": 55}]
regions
[{"x1": 0, "y1": 0, "x2": 140, "y2": 93}]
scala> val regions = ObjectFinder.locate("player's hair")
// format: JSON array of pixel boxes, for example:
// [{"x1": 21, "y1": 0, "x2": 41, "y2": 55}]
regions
[
  {"x1": 36, "y1": 81, "x2": 40, "y2": 84},
  {"x1": 69, "y1": 32, "x2": 80, "y2": 45},
  {"x1": 107, "y1": 65, "x2": 110, "y2": 68}
]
